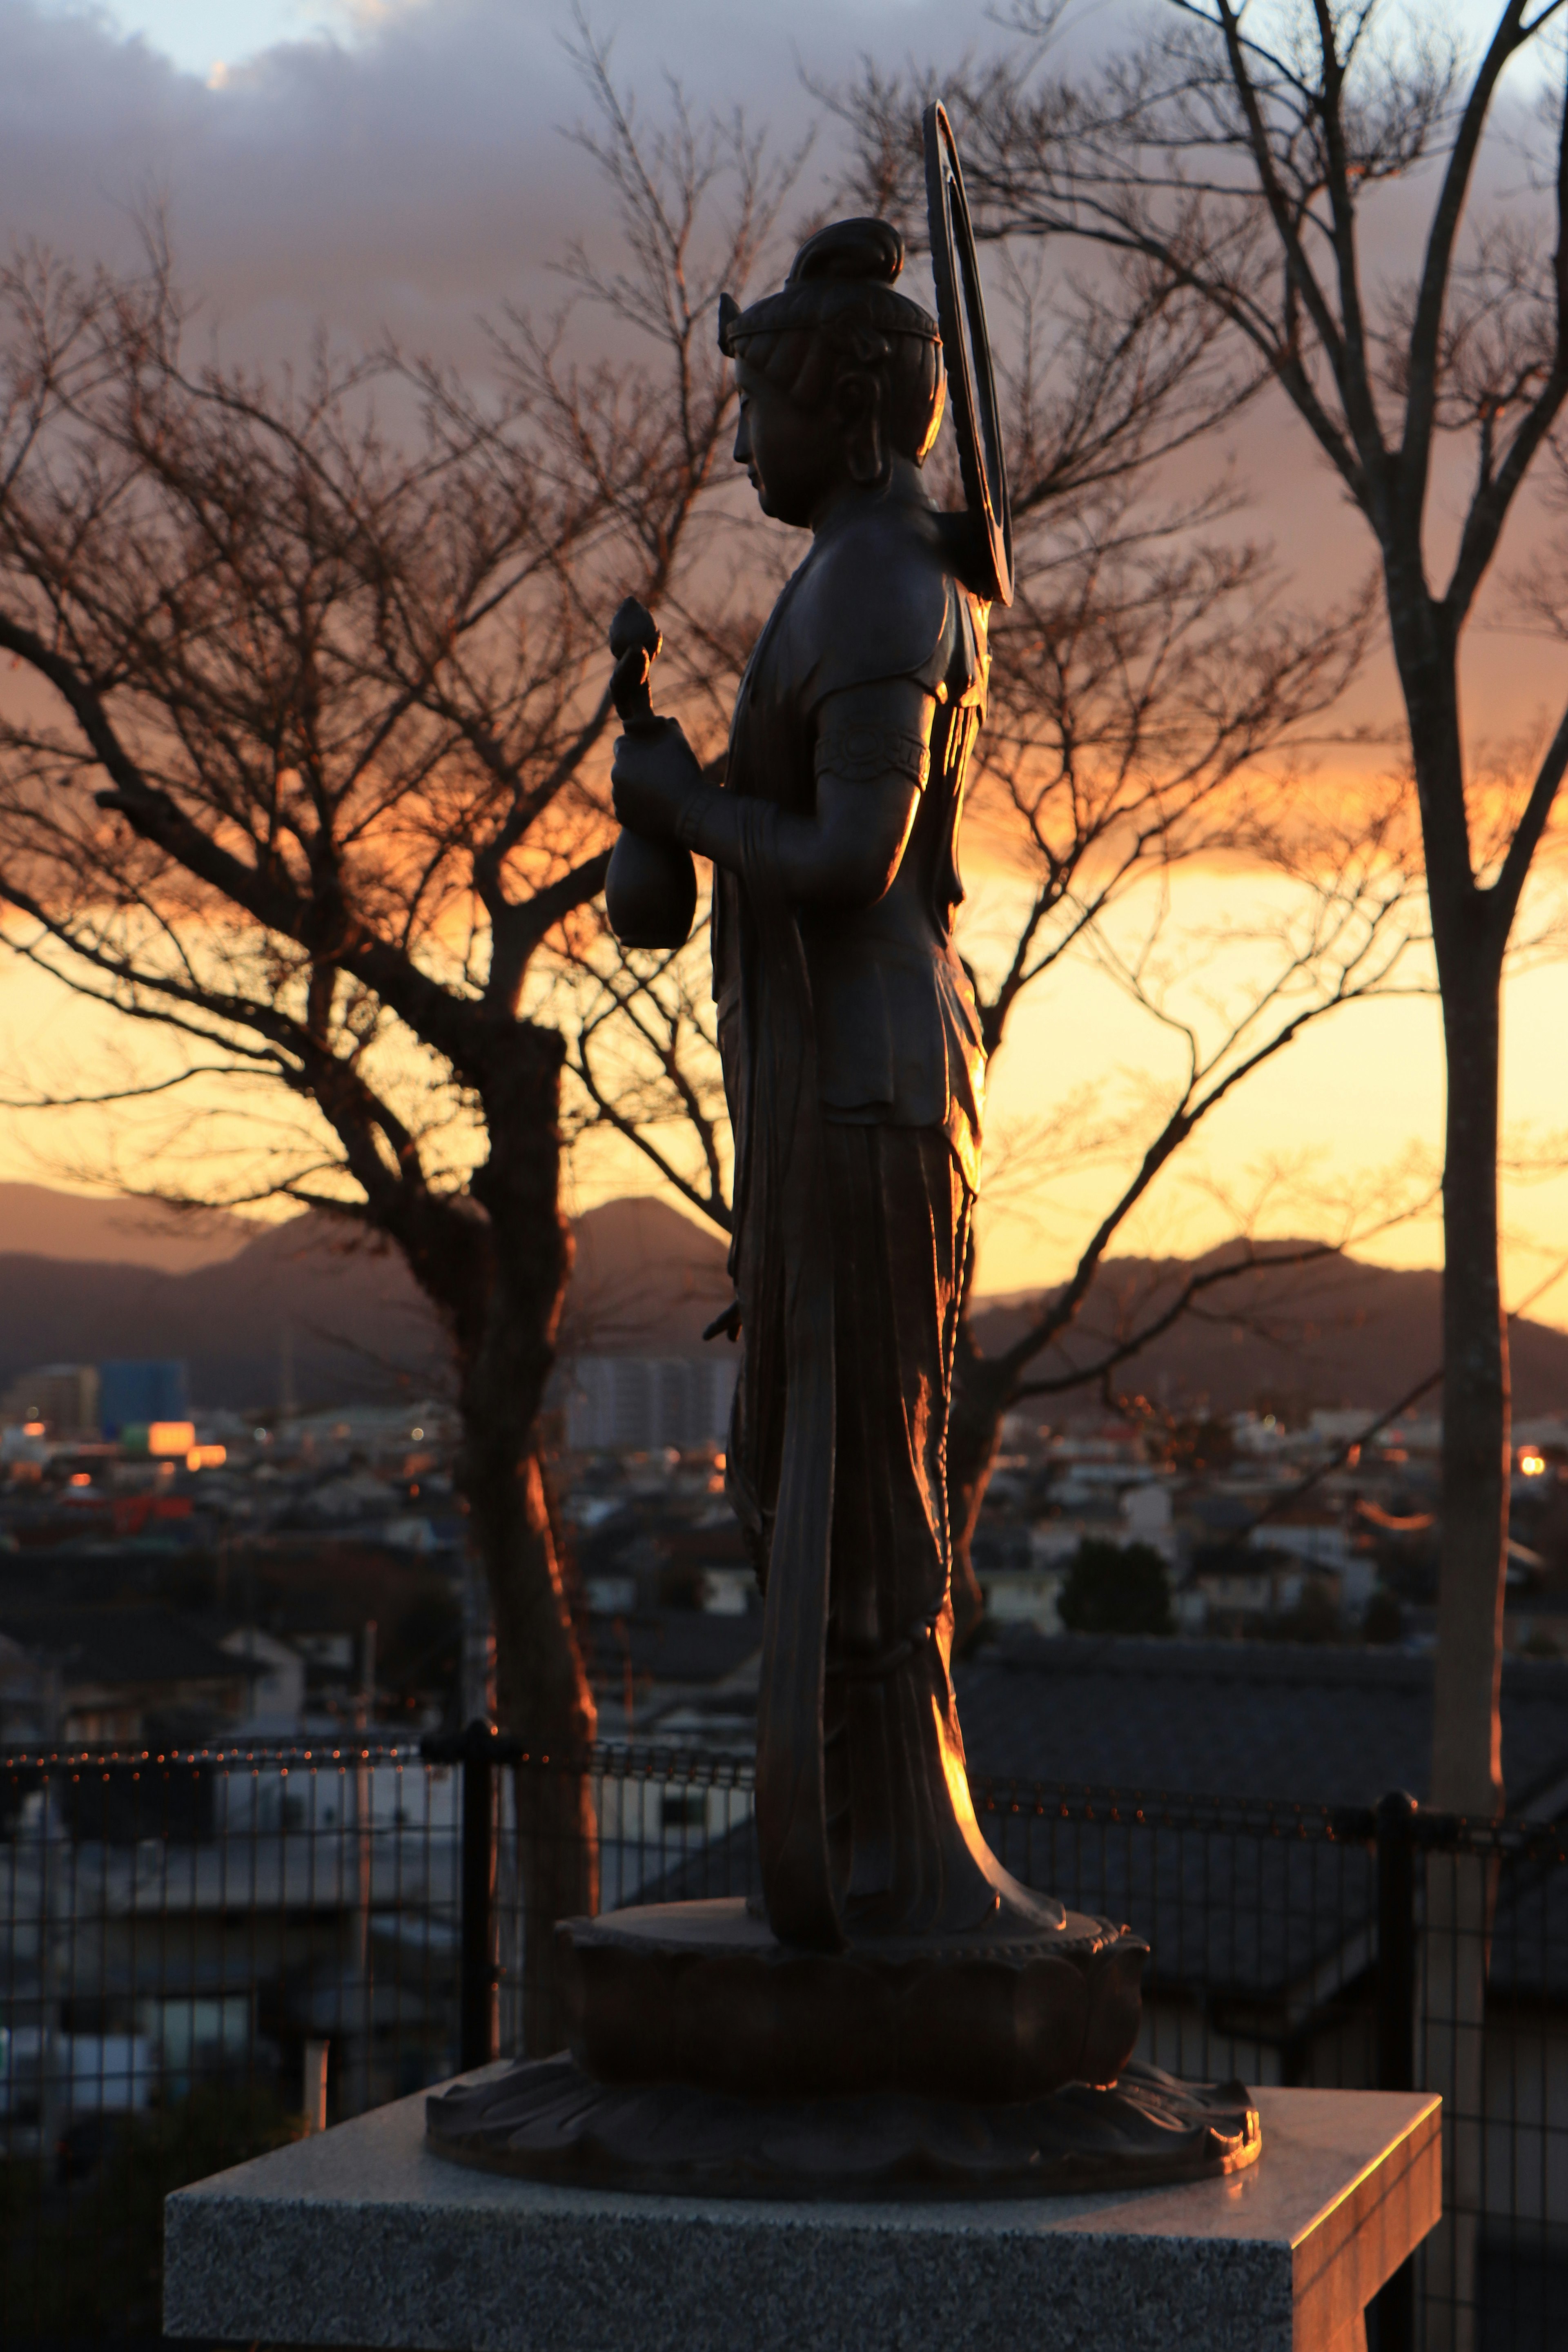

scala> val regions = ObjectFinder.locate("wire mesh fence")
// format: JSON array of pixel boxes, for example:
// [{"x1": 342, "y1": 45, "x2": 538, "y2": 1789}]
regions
[
  {"x1": 1, "y1": 1736, "x2": 1562, "y2": 2350},
  {"x1": 1, "y1": 1742, "x2": 461, "y2": 2347}
]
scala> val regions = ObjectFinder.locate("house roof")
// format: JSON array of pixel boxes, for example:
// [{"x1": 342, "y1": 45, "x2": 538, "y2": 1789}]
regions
[
  {"x1": 955, "y1": 1635, "x2": 1568, "y2": 2006},
  {"x1": 0, "y1": 1604, "x2": 248, "y2": 1691},
  {"x1": 584, "y1": 1610, "x2": 762, "y2": 1693},
  {"x1": 954, "y1": 1633, "x2": 1568, "y2": 1813}
]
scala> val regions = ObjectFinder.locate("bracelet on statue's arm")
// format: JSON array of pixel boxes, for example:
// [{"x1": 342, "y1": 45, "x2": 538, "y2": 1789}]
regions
[
  {"x1": 813, "y1": 721, "x2": 931, "y2": 792},
  {"x1": 674, "y1": 792, "x2": 711, "y2": 854},
  {"x1": 668, "y1": 786, "x2": 777, "y2": 893}
]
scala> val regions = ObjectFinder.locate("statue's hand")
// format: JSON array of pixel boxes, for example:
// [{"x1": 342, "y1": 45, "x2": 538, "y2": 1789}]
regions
[{"x1": 611, "y1": 719, "x2": 706, "y2": 841}]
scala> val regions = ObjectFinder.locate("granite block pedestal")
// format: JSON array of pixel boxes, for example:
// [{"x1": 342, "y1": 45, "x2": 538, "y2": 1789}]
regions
[{"x1": 164, "y1": 2071, "x2": 1439, "y2": 2352}]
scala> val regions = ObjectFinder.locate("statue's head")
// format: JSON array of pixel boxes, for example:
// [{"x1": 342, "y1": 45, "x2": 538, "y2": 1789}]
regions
[{"x1": 720, "y1": 219, "x2": 945, "y2": 521}]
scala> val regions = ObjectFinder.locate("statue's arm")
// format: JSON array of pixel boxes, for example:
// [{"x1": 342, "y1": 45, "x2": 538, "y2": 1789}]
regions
[{"x1": 611, "y1": 678, "x2": 933, "y2": 909}]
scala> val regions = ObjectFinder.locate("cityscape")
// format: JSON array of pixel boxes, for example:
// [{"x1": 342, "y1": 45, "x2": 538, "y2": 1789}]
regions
[
  {"x1": 2, "y1": 1269, "x2": 1566, "y2": 2341},
  {"x1": 5, "y1": 1319, "x2": 1567, "y2": 1759}
]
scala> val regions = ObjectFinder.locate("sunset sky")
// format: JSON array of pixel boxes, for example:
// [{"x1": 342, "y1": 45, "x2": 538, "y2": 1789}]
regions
[{"x1": 1, "y1": 0, "x2": 1566, "y2": 1328}]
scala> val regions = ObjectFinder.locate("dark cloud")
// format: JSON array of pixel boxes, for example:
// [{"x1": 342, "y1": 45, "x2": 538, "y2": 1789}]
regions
[{"x1": 0, "y1": 0, "x2": 973, "y2": 364}]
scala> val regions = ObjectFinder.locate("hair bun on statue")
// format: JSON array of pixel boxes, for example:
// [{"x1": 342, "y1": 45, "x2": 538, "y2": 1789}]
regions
[
  {"x1": 718, "y1": 218, "x2": 938, "y2": 359},
  {"x1": 786, "y1": 218, "x2": 905, "y2": 290}
]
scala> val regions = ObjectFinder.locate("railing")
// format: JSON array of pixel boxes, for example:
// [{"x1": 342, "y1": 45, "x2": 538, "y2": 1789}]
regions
[{"x1": 1, "y1": 1733, "x2": 1563, "y2": 2350}]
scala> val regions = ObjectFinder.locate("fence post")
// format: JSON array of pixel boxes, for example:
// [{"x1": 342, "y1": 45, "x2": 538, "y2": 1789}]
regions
[
  {"x1": 303, "y1": 2038, "x2": 330, "y2": 2134},
  {"x1": 1373, "y1": 1787, "x2": 1419, "y2": 2352},
  {"x1": 459, "y1": 1719, "x2": 497, "y2": 2071}
]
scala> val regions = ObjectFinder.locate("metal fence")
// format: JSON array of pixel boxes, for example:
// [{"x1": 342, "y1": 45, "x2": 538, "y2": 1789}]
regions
[{"x1": 1, "y1": 1733, "x2": 1562, "y2": 2351}]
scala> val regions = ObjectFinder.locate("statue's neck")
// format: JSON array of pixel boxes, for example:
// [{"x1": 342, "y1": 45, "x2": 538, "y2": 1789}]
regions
[{"x1": 808, "y1": 461, "x2": 931, "y2": 539}]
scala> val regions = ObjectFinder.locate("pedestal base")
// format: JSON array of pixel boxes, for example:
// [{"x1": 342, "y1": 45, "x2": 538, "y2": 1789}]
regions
[
  {"x1": 164, "y1": 2079, "x2": 1442, "y2": 2352},
  {"x1": 424, "y1": 2054, "x2": 1260, "y2": 2198}
]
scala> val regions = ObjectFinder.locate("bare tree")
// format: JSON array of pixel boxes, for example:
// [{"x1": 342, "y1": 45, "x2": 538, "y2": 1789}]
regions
[
  {"x1": 897, "y1": 0, "x2": 1568, "y2": 1821},
  {"x1": 0, "y1": 56, "x2": 793, "y2": 2045}
]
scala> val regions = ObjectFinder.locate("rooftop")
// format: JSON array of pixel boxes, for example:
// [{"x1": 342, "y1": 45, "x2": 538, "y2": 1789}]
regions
[{"x1": 956, "y1": 1632, "x2": 1568, "y2": 1813}]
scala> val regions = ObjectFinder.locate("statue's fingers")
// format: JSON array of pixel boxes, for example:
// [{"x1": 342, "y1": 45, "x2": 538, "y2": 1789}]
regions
[{"x1": 610, "y1": 641, "x2": 653, "y2": 722}]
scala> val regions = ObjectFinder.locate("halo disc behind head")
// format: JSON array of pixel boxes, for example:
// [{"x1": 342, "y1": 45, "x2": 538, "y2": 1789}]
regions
[{"x1": 922, "y1": 101, "x2": 1013, "y2": 608}]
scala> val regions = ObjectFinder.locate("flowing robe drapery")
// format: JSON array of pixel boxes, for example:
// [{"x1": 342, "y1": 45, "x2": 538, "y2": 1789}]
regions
[{"x1": 714, "y1": 491, "x2": 1055, "y2": 1952}]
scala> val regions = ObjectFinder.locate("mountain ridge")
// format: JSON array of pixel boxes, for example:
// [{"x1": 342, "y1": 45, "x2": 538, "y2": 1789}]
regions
[
  {"x1": 0, "y1": 1194, "x2": 733, "y2": 1414},
  {"x1": 0, "y1": 1191, "x2": 1564, "y2": 1419},
  {"x1": 0, "y1": 1181, "x2": 253, "y2": 1271},
  {"x1": 968, "y1": 1242, "x2": 1568, "y2": 1421}
]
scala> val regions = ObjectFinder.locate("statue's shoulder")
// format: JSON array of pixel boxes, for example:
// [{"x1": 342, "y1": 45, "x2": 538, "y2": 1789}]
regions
[{"x1": 790, "y1": 501, "x2": 953, "y2": 710}]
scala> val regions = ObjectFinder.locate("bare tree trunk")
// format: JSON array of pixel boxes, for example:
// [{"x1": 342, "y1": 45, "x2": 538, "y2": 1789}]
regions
[
  {"x1": 503, "y1": 1459, "x2": 598, "y2": 2056},
  {"x1": 1423, "y1": 943, "x2": 1507, "y2": 2352},
  {"x1": 461, "y1": 1367, "x2": 599, "y2": 2055},
  {"x1": 453, "y1": 1027, "x2": 599, "y2": 2054},
  {"x1": 1415, "y1": 716, "x2": 1508, "y2": 2352},
  {"x1": 1431, "y1": 954, "x2": 1509, "y2": 1819}
]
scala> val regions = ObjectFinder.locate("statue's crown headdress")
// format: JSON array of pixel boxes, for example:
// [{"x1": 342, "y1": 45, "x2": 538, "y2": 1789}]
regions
[{"x1": 718, "y1": 218, "x2": 941, "y2": 358}]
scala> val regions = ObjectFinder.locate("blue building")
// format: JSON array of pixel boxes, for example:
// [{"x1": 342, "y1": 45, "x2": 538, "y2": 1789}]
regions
[{"x1": 98, "y1": 1359, "x2": 189, "y2": 1437}]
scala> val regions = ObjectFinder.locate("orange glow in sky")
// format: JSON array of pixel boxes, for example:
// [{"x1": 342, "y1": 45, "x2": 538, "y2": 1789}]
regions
[{"x1": 2, "y1": 0, "x2": 1566, "y2": 1333}]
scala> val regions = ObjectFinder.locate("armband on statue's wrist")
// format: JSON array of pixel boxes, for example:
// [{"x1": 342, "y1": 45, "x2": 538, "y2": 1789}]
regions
[{"x1": 674, "y1": 792, "x2": 710, "y2": 854}]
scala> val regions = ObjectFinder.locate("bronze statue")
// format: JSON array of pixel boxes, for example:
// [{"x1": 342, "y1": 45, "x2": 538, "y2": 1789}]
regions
[
  {"x1": 427, "y1": 109, "x2": 1259, "y2": 2196},
  {"x1": 607, "y1": 209, "x2": 1058, "y2": 1955}
]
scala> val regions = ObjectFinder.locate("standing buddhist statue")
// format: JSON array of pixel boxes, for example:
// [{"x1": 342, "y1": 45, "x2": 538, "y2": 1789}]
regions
[
  {"x1": 608, "y1": 210, "x2": 1058, "y2": 1954},
  {"x1": 428, "y1": 109, "x2": 1258, "y2": 2196}
]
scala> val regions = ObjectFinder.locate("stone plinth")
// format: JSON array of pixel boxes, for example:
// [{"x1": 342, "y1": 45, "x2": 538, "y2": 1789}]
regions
[{"x1": 164, "y1": 2074, "x2": 1439, "y2": 2352}]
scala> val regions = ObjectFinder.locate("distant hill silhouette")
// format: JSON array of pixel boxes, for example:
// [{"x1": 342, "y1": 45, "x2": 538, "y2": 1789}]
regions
[
  {"x1": 1, "y1": 1190, "x2": 1565, "y2": 1420},
  {"x1": 0, "y1": 1215, "x2": 439, "y2": 1414},
  {"x1": 970, "y1": 1243, "x2": 1568, "y2": 1420},
  {"x1": 564, "y1": 1195, "x2": 731, "y2": 1356},
  {"x1": 0, "y1": 1182, "x2": 251, "y2": 1271},
  {"x1": 0, "y1": 1193, "x2": 730, "y2": 1415}
]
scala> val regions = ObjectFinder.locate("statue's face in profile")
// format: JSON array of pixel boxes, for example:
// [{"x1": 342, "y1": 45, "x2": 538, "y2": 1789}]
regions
[{"x1": 733, "y1": 355, "x2": 848, "y2": 530}]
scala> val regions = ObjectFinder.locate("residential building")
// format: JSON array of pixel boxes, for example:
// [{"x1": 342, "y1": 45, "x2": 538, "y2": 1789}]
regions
[
  {"x1": 564, "y1": 1356, "x2": 737, "y2": 1452},
  {"x1": 1190, "y1": 1552, "x2": 1326, "y2": 1626},
  {"x1": 98, "y1": 1359, "x2": 188, "y2": 1437},
  {"x1": 0, "y1": 1363, "x2": 100, "y2": 1439},
  {"x1": 219, "y1": 1626, "x2": 307, "y2": 1733},
  {"x1": 0, "y1": 1606, "x2": 252, "y2": 1744}
]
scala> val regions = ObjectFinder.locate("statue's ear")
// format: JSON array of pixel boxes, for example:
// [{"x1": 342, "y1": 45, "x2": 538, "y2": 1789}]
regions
[
  {"x1": 835, "y1": 368, "x2": 888, "y2": 489},
  {"x1": 718, "y1": 292, "x2": 741, "y2": 354}
]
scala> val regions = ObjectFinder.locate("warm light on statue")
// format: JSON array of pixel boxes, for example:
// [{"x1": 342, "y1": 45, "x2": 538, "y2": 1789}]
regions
[{"x1": 426, "y1": 105, "x2": 1261, "y2": 2198}]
